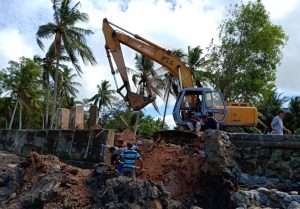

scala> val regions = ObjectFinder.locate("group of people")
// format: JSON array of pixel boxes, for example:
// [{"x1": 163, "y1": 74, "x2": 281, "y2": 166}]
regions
[
  {"x1": 109, "y1": 140, "x2": 144, "y2": 178},
  {"x1": 187, "y1": 111, "x2": 219, "y2": 132}
]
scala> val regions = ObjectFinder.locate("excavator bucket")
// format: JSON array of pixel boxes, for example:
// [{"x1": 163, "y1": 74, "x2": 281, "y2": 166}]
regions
[{"x1": 126, "y1": 92, "x2": 156, "y2": 111}]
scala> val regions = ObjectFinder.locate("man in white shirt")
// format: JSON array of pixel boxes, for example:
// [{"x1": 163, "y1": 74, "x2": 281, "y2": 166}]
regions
[{"x1": 271, "y1": 110, "x2": 291, "y2": 135}]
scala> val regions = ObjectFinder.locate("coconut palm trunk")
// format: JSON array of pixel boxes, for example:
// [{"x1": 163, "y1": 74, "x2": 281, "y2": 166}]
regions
[
  {"x1": 9, "y1": 100, "x2": 18, "y2": 129},
  {"x1": 19, "y1": 100, "x2": 22, "y2": 129},
  {"x1": 45, "y1": 73, "x2": 50, "y2": 129},
  {"x1": 133, "y1": 111, "x2": 140, "y2": 135},
  {"x1": 55, "y1": 89, "x2": 64, "y2": 128},
  {"x1": 50, "y1": 34, "x2": 61, "y2": 129},
  {"x1": 162, "y1": 88, "x2": 170, "y2": 129}
]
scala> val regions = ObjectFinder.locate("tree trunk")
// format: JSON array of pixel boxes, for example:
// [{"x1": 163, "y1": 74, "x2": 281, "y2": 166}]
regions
[
  {"x1": 19, "y1": 100, "x2": 22, "y2": 130},
  {"x1": 55, "y1": 89, "x2": 64, "y2": 128},
  {"x1": 133, "y1": 111, "x2": 140, "y2": 135},
  {"x1": 9, "y1": 100, "x2": 18, "y2": 129},
  {"x1": 50, "y1": 33, "x2": 61, "y2": 129},
  {"x1": 162, "y1": 88, "x2": 170, "y2": 129},
  {"x1": 45, "y1": 72, "x2": 50, "y2": 129}
]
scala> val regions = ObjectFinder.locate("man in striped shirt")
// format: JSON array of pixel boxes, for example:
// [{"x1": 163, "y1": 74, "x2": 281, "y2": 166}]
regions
[{"x1": 120, "y1": 142, "x2": 144, "y2": 178}]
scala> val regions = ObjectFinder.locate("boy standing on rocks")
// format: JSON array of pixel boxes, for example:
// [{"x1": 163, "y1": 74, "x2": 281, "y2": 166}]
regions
[{"x1": 120, "y1": 142, "x2": 144, "y2": 178}]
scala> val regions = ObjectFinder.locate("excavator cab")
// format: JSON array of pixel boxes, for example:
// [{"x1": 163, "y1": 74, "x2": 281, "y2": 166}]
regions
[{"x1": 173, "y1": 88, "x2": 227, "y2": 127}]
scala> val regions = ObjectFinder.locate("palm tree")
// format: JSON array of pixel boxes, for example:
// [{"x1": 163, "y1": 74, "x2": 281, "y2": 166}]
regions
[
  {"x1": 54, "y1": 66, "x2": 81, "y2": 127},
  {"x1": 36, "y1": 0, "x2": 96, "y2": 129},
  {"x1": 34, "y1": 51, "x2": 55, "y2": 129},
  {"x1": 57, "y1": 66, "x2": 81, "y2": 108},
  {"x1": 89, "y1": 80, "x2": 115, "y2": 112},
  {"x1": 131, "y1": 54, "x2": 164, "y2": 134},
  {"x1": 0, "y1": 97, "x2": 13, "y2": 129},
  {"x1": 286, "y1": 96, "x2": 300, "y2": 132},
  {"x1": 34, "y1": 49, "x2": 71, "y2": 129},
  {"x1": 159, "y1": 49, "x2": 185, "y2": 128},
  {"x1": 2, "y1": 57, "x2": 41, "y2": 129}
]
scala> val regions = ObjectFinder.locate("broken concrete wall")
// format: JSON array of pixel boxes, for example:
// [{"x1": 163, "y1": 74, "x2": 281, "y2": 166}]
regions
[
  {"x1": 57, "y1": 108, "x2": 70, "y2": 130},
  {"x1": 69, "y1": 106, "x2": 84, "y2": 130},
  {"x1": 0, "y1": 129, "x2": 115, "y2": 163}
]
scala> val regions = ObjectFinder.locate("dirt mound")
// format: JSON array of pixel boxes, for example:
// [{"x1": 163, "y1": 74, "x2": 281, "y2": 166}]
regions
[
  {"x1": 139, "y1": 131, "x2": 237, "y2": 209},
  {"x1": 140, "y1": 141, "x2": 206, "y2": 199},
  {"x1": 115, "y1": 128, "x2": 136, "y2": 146}
]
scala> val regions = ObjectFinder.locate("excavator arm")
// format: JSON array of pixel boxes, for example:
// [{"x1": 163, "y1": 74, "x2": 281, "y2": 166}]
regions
[{"x1": 102, "y1": 18, "x2": 194, "y2": 110}]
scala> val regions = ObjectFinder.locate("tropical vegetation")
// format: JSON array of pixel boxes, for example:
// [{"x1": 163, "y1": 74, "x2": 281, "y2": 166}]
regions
[{"x1": 0, "y1": 0, "x2": 299, "y2": 136}]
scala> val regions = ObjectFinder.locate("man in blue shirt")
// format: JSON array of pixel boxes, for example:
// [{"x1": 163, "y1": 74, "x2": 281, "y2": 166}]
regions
[
  {"x1": 120, "y1": 142, "x2": 144, "y2": 178},
  {"x1": 202, "y1": 113, "x2": 219, "y2": 130}
]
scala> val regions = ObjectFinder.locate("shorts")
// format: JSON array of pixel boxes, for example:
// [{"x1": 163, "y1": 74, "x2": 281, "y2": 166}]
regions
[{"x1": 121, "y1": 167, "x2": 135, "y2": 178}]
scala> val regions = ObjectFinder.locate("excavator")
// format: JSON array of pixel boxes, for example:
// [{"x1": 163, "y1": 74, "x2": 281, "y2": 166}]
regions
[{"x1": 102, "y1": 18, "x2": 258, "y2": 134}]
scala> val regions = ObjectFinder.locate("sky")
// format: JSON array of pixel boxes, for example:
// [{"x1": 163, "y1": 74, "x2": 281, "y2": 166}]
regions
[{"x1": 0, "y1": 0, "x2": 299, "y2": 128}]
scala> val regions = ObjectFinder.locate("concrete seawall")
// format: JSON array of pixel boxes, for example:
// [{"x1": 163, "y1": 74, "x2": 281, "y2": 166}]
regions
[{"x1": 0, "y1": 129, "x2": 115, "y2": 164}]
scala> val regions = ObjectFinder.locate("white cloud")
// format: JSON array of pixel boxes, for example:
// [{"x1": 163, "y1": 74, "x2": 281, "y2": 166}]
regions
[
  {"x1": 262, "y1": 0, "x2": 299, "y2": 19},
  {"x1": 0, "y1": 29, "x2": 34, "y2": 66}
]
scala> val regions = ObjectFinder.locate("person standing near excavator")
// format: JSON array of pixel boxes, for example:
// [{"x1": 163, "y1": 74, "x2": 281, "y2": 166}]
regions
[
  {"x1": 271, "y1": 110, "x2": 291, "y2": 135},
  {"x1": 120, "y1": 142, "x2": 144, "y2": 178}
]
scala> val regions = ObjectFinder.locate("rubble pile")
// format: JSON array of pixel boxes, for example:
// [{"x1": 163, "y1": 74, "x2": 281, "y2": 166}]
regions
[
  {"x1": 234, "y1": 187, "x2": 300, "y2": 209},
  {"x1": 1, "y1": 130, "x2": 300, "y2": 209},
  {"x1": 86, "y1": 163, "x2": 169, "y2": 209},
  {"x1": 0, "y1": 152, "x2": 168, "y2": 209},
  {"x1": 1, "y1": 152, "x2": 91, "y2": 209}
]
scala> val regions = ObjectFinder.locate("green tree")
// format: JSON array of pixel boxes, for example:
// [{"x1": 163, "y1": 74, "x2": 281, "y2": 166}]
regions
[
  {"x1": 138, "y1": 115, "x2": 168, "y2": 139},
  {"x1": 0, "y1": 97, "x2": 13, "y2": 129},
  {"x1": 131, "y1": 54, "x2": 164, "y2": 134},
  {"x1": 102, "y1": 102, "x2": 138, "y2": 132},
  {"x1": 205, "y1": 0, "x2": 287, "y2": 102},
  {"x1": 57, "y1": 66, "x2": 81, "y2": 109},
  {"x1": 89, "y1": 80, "x2": 115, "y2": 112},
  {"x1": 34, "y1": 51, "x2": 55, "y2": 129},
  {"x1": 36, "y1": 0, "x2": 96, "y2": 129},
  {"x1": 286, "y1": 96, "x2": 300, "y2": 132},
  {"x1": 1, "y1": 57, "x2": 42, "y2": 129},
  {"x1": 54, "y1": 66, "x2": 81, "y2": 127},
  {"x1": 34, "y1": 50, "x2": 70, "y2": 129}
]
